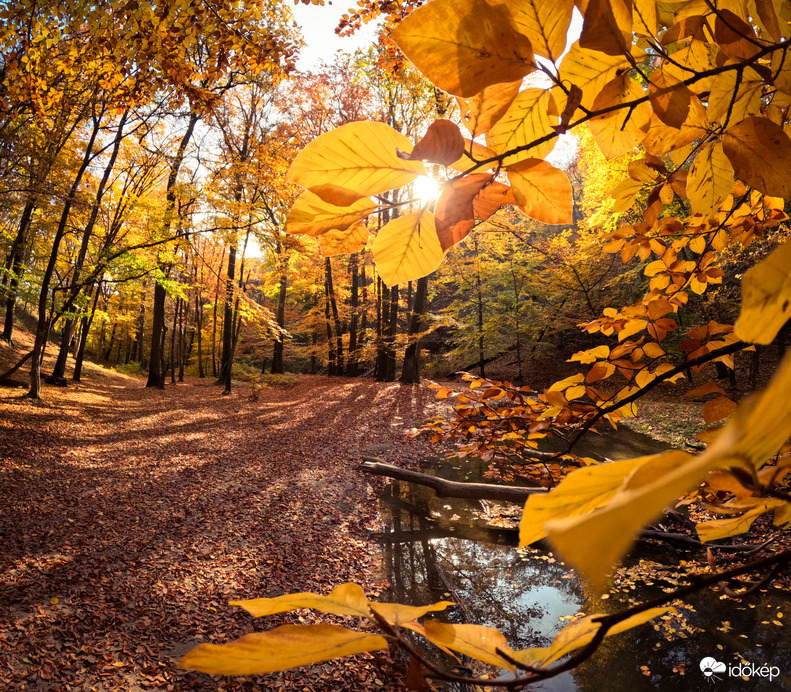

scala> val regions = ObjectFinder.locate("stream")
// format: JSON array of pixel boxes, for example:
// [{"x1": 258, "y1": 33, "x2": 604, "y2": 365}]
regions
[{"x1": 377, "y1": 429, "x2": 791, "y2": 691}]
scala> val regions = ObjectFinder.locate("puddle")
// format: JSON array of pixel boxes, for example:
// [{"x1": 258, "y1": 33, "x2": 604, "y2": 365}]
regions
[{"x1": 377, "y1": 429, "x2": 791, "y2": 690}]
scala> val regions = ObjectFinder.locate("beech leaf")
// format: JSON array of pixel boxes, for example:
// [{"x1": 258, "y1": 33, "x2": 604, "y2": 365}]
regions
[{"x1": 722, "y1": 117, "x2": 791, "y2": 198}]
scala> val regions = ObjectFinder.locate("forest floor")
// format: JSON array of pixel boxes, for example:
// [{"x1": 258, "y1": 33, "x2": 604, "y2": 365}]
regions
[{"x1": 0, "y1": 339, "x2": 448, "y2": 691}]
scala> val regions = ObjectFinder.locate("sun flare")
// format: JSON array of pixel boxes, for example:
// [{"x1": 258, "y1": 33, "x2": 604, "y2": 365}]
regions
[{"x1": 412, "y1": 175, "x2": 441, "y2": 204}]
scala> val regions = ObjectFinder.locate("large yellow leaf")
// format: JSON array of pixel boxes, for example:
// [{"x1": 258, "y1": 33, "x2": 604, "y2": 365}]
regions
[
  {"x1": 579, "y1": 0, "x2": 633, "y2": 56},
  {"x1": 519, "y1": 454, "x2": 655, "y2": 546},
  {"x1": 515, "y1": 608, "x2": 674, "y2": 668},
  {"x1": 722, "y1": 117, "x2": 791, "y2": 198},
  {"x1": 632, "y1": 0, "x2": 658, "y2": 36},
  {"x1": 232, "y1": 583, "x2": 371, "y2": 618},
  {"x1": 557, "y1": 41, "x2": 633, "y2": 111},
  {"x1": 486, "y1": 88, "x2": 557, "y2": 163},
  {"x1": 319, "y1": 222, "x2": 368, "y2": 257},
  {"x1": 715, "y1": 8, "x2": 760, "y2": 61},
  {"x1": 372, "y1": 211, "x2": 445, "y2": 287},
  {"x1": 370, "y1": 601, "x2": 456, "y2": 627},
  {"x1": 180, "y1": 624, "x2": 388, "y2": 675},
  {"x1": 589, "y1": 73, "x2": 652, "y2": 159},
  {"x1": 285, "y1": 191, "x2": 376, "y2": 237},
  {"x1": 707, "y1": 66, "x2": 763, "y2": 125},
  {"x1": 734, "y1": 238, "x2": 791, "y2": 344},
  {"x1": 501, "y1": 0, "x2": 574, "y2": 62},
  {"x1": 457, "y1": 80, "x2": 522, "y2": 138},
  {"x1": 544, "y1": 351, "x2": 791, "y2": 587},
  {"x1": 391, "y1": 0, "x2": 535, "y2": 97},
  {"x1": 423, "y1": 621, "x2": 517, "y2": 671},
  {"x1": 696, "y1": 501, "x2": 786, "y2": 542},
  {"x1": 286, "y1": 122, "x2": 426, "y2": 203},
  {"x1": 507, "y1": 158, "x2": 572, "y2": 224},
  {"x1": 686, "y1": 141, "x2": 734, "y2": 215}
]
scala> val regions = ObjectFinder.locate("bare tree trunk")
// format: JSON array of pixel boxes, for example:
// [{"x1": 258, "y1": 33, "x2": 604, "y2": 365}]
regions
[
  {"x1": 147, "y1": 110, "x2": 199, "y2": 389},
  {"x1": 347, "y1": 253, "x2": 359, "y2": 376},
  {"x1": 2, "y1": 196, "x2": 36, "y2": 343},
  {"x1": 219, "y1": 245, "x2": 236, "y2": 394},
  {"x1": 73, "y1": 282, "x2": 101, "y2": 382},
  {"x1": 385, "y1": 284, "x2": 398, "y2": 381},
  {"x1": 400, "y1": 276, "x2": 428, "y2": 384},
  {"x1": 271, "y1": 239, "x2": 287, "y2": 374},
  {"x1": 325, "y1": 258, "x2": 344, "y2": 375}
]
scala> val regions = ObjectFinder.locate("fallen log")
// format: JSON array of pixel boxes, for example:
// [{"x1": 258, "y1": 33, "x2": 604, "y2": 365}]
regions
[{"x1": 360, "y1": 456, "x2": 546, "y2": 502}]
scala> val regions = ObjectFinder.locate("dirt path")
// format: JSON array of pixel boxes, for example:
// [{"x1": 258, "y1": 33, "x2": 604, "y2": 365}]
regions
[{"x1": 0, "y1": 367, "x2": 444, "y2": 690}]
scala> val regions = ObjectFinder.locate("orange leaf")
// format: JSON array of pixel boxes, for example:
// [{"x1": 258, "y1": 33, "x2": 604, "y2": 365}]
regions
[
  {"x1": 405, "y1": 119, "x2": 466, "y2": 166},
  {"x1": 703, "y1": 396, "x2": 738, "y2": 424},
  {"x1": 435, "y1": 174, "x2": 493, "y2": 251},
  {"x1": 649, "y1": 69, "x2": 691, "y2": 128},
  {"x1": 715, "y1": 9, "x2": 760, "y2": 61},
  {"x1": 472, "y1": 182, "x2": 516, "y2": 220},
  {"x1": 507, "y1": 158, "x2": 573, "y2": 224},
  {"x1": 686, "y1": 382, "x2": 727, "y2": 398}
]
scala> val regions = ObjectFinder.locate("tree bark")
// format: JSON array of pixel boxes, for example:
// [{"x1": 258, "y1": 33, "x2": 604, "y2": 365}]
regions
[
  {"x1": 271, "y1": 238, "x2": 287, "y2": 374},
  {"x1": 400, "y1": 275, "x2": 428, "y2": 384},
  {"x1": 347, "y1": 253, "x2": 359, "y2": 376},
  {"x1": 146, "y1": 110, "x2": 199, "y2": 389}
]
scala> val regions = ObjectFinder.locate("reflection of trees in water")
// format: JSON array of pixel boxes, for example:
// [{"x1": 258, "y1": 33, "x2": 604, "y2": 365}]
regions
[{"x1": 379, "y1": 485, "x2": 585, "y2": 651}]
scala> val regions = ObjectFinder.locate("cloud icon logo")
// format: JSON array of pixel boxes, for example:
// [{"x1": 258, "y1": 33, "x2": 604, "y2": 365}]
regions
[{"x1": 700, "y1": 657, "x2": 727, "y2": 679}]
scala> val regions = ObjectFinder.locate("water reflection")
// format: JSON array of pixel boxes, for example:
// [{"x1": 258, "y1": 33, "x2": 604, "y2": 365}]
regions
[{"x1": 376, "y1": 428, "x2": 791, "y2": 691}]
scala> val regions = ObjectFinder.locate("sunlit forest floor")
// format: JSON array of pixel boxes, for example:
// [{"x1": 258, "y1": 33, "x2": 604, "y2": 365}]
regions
[{"x1": 0, "y1": 337, "x2": 445, "y2": 691}]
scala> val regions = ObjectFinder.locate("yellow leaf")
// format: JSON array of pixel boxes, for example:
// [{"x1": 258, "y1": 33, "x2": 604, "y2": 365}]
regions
[
  {"x1": 423, "y1": 622, "x2": 517, "y2": 671},
  {"x1": 487, "y1": 88, "x2": 558, "y2": 164},
  {"x1": 557, "y1": 41, "x2": 632, "y2": 111},
  {"x1": 696, "y1": 502, "x2": 784, "y2": 542},
  {"x1": 507, "y1": 158, "x2": 573, "y2": 224},
  {"x1": 500, "y1": 0, "x2": 574, "y2": 62},
  {"x1": 544, "y1": 351, "x2": 791, "y2": 587},
  {"x1": 707, "y1": 67, "x2": 764, "y2": 125},
  {"x1": 734, "y1": 238, "x2": 791, "y2": 344},
  {"x1": 286, "y1": 122, "x2": 425, "y2": 203},
  {"x1": 519, "y1": 454, "x2": 652, "y2": 546},
  {"x1": 633, "y1": 0, "x2": 658, "y2": 37},
  {"x1": 587, "y1": 361, "x2": 616, "y2": 383},
  {"x1": 516, "y1": 608, "x2": 674, "y2": 668},
  {"x1": 50, "y1": 597, "x2": 59, "y2": 605},
  {"x1": 642, "y1": 342, "x2": 665, "y2": 359},
  {"x1": 589, "y1": 73, "x2": 652, "y2": 159},
  {"x1": 548, "y1": 373, "x2": 584, "y2": 391},
  {"x1": 285, "y1": 192, "x2": 376, "y2": 238},
  {"x1": 457, "y1": 80, "x2": 522, "y2": 138},
  {"x1": 369, "y1": 601, "x2": 455, "y2": 627},
  {"x1": 687, "y1": 142, "x2": 735, "y2": 216},
  {"x1": 180, "y1": 624, "x2": 388, "y2": 675},
  {"x1": 372, "y1": 211, "x2": 444, "y2": 287},
  {"x1": 392, "y1": 0, "x2": 535, "y2": 97},
  {"x1": 569, "y1": 344, "x2": 611, "y2": 363},
  {"x1": 319, "y1": 222, "x2": 368, "y2": 257},
  {"x1": 472, "y1": 181, "x2": 516, "y2": 220},
  {"x1": 566, "y1": 384, "x2": 587, "y2": 400},
  {"x1": 406, "y1": 119, "x2": 465, "y2": 166},
  {"x1": 722, "y1": 117, "x2": 791, "y2": 198},
  {"x1": 232, "y1": 583, "x2": 370, "y2": 618}
]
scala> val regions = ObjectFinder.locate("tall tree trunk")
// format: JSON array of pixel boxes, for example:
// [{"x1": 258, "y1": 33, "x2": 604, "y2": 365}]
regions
[
  {"x1": 400, "y1": 276, "x2": 428, "y2": 384},
  {"x1": 385, "y1": 284, "x2": 398, "y2": 381},
  {"x1": 52, "y1": 110, "x2": 128, "y2": 379},
  {"x1": 324, "y1": 272, "x2": 336, "y2": 375},
  {"x1": 347, "y1": 253, "x2": 359, "y2": 376},
  {"x1": 325, "y1": 258, "x2": 344, "y2": 375},
  {"x1": 28, "y1": 109, "x2": 103, "y2": 398},
  {"x1": 147, "y1": 110, "x2": 199, "y2": 389},
  {"x1": 170, "y1": 297, "x2": 180, "y2": 384},
  {"x1": 2, "y1": 196, "x2": 36, "y2": 343},
  {"x1": 375, "y1": 278, "x2": 387, "y2": 381},
  {"x1": 219, "y1": 245, "x2": 236, "y2": 394},
  {"x1": 195, "y1": 292, "x2": 205, "y2": 377},
  {"x1": 476, "y1": 270, "x2": 485, "y2": 378},
  {"x1": 211, "y1": 246, "x2": 225, "y2": 378},
  {"x1": 73, "y1": 282, "x2": 101, "y2": 382},
  {"x1": 271, "y1": 239, "x2": 287, "y2": 374}
]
